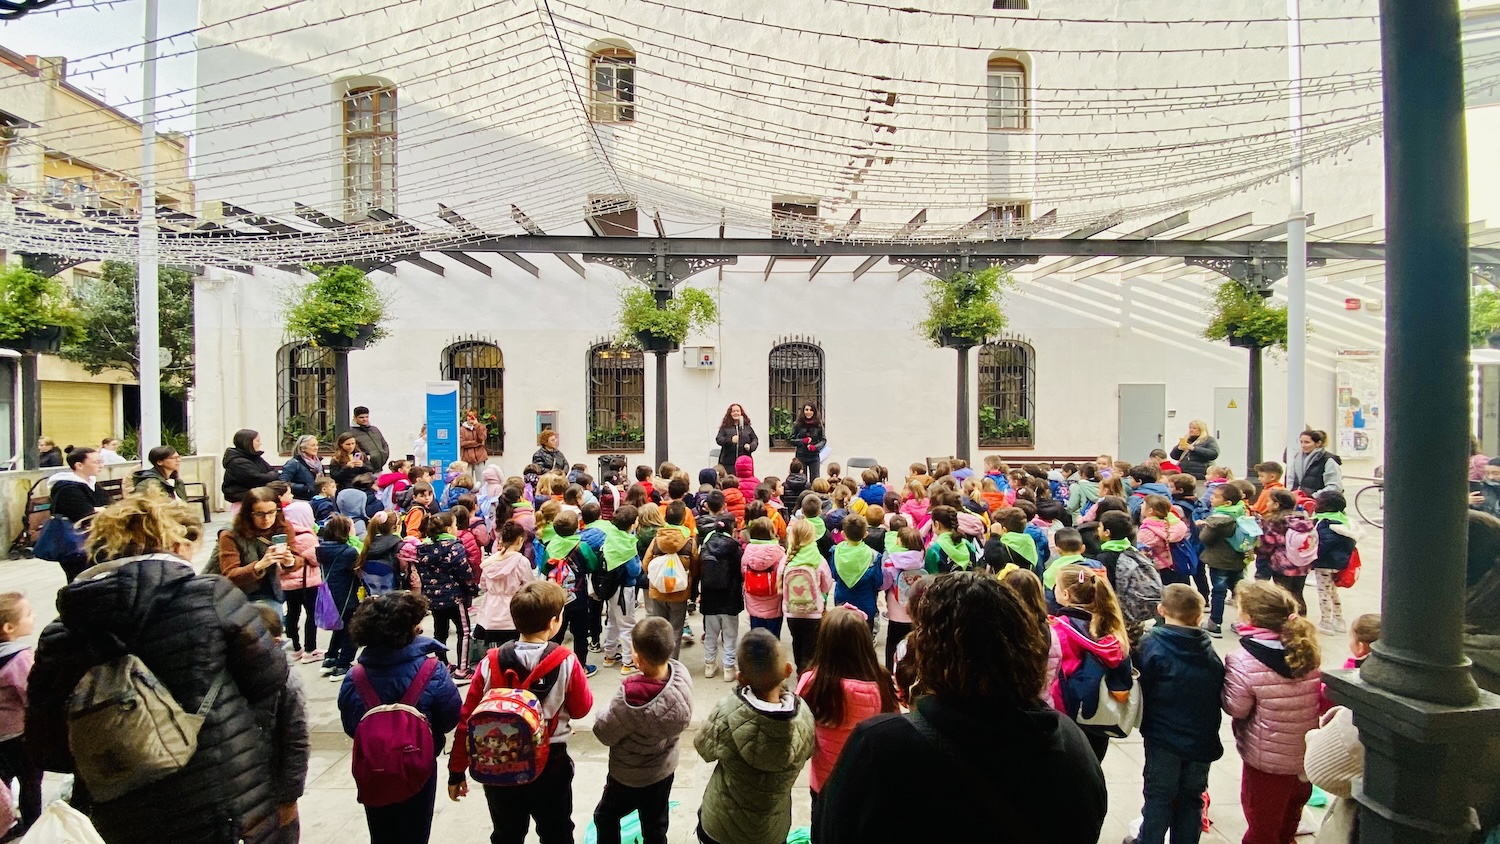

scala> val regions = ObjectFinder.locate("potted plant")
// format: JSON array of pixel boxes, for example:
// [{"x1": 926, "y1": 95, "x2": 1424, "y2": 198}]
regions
[
  {"x1": 0, "y1": 265, "x2": 78, "y2": 353},
  {"x1": 919, "y1": 266, "x2": 1015, "y2": 349},
  {"x1": 283, "y1": 264, "x2": 390, "y2": 350},
  {"x1": 1202, "y1": 282, "x2": 1290, "y2": 351},
  {"x1": 616, "y1": 285, "x2": 719, "y2": 353}
]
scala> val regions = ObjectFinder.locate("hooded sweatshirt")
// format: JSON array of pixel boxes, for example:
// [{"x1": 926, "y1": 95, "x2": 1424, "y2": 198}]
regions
[
  {"x1": 1050, "y1": 607, "x2": 1130, "y2": 717},
  {"x1": 831, "y1": 541, "x2": 882, "y2": 621},
  {"x1": 644, "y1": 525, "x2": 697, "y2": 603},
  {"x1": 335, "y1": 488, "x2": 369, "y2": 538},
  {"x1": 741, "y1": 540, "x2": 787, "y2": 619},
  {"x1": 1259, "y1": 512, "x2": 1317, "y2": 577},
  {"x1": 695, "y1": 688, "x2": 816, "y2": 844},
  {"x1": 881, "y1": 546, "x2": 926, "y2": 624},
  {"x1": 1312, "y1": 512, "x2": 1357, "y2": 570},
  {"x1": 735, "y1": 456, "x2": 761, "y2": 504},
  {"x1": 221, "y1": 429, "x2": 279, "y2": 503},
  {"x1": 1138, "y1": 513, "x2": 1189, "y2": 571},
  {"x1": 1065, "y1": 479, "x2": 1100, "y2": 516},
  {"x1": 593, "y1": 659, "x2": 695, "y2": 788},
  {"x1": 0, "y1": 641, "x2": 33, "y2": 741},
  {"x1": 474, "y1": 549, "x2": 535, "y2": 632},
  {"x1": 46, "y1": 470, "x2": 105, "y2": 524}
]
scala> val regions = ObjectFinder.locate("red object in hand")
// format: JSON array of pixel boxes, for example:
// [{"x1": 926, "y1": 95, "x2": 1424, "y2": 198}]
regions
[{"x1": 804, "y1": 437, "x2": 812, "y2": 445}]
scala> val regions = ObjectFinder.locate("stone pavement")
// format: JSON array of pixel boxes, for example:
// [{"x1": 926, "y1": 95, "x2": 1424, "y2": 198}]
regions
[{"x1": 0, "y1": 516, "x2": 1385, "y2": 843}]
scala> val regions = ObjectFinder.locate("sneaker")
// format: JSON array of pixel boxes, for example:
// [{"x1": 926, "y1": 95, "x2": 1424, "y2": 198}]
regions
[
  {"x1": 289, "y1": 648, "x2": 304, "y2": 662},
  {"x1": 705, "y1": 663, "x2": 718, "y2": 679},
  {"x1": 1201, "y1": 620, "x2": 1223, "y2": 638},
  {"x1": 327, "y1": 666, "x2": 348, "y2": 682},
  {"x1": 603, "y1": 655, "x2": 620, "y2": 667},
  {"x1": 588, "y1": 640, "x2": 603, "y2": 653},
  {"x1": 584, "y1": 664, "x2": 599, "y2": 678},
  {"x1": 300, "y1": 651, "x2": 324, "y2": 664},
  {"x1": 1334, "y1": 619, "x2": 1348, "y2": 634},
  {"x1": 723, "y1": 666, "x2": 736, "y2": 683},
  {"x1": 620, "y1": 663, "x2": 639, "y2": 676},
  {"x1": 687, "y1": 600, "x2": 698, "y2": 615},
  {"x1": 452, "y1": 669, "x2": 473, "y2": 685},
  {"x1": 682, "y1": 624, "x2": 695, "y2": 644},
  {"x1": 319, "y1": 663, "x2": 335, "y2": 677},
  {"x1": 1317, "y1": 621, "x2": 1338, "y2": 635}
]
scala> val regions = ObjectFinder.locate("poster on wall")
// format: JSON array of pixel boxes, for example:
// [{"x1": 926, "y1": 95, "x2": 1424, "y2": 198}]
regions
[
  {"x1": 1335, "y1": 350, "x2": 1382, "y2": 461},
  {"x1": 426, "y1": 381, "x2": 460, "y2": 501}
]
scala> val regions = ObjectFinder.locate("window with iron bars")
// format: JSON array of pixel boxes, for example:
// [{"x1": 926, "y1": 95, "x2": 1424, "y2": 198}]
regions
[
  {"x1": 441, "y1": 340, "x2": 505, "y2": 453},
  {"x1": 277, "y1": 342, "x2": 337, "y2": 455},
  {"x1": 986, "y1": 58, "x2": 1029, "y2": 130},
  {"x1": 978, "y1": 339, "x2": 1036, "y2": 447},
  {"x1": 590, "y1": 49, "x2": 636, "y2": 123},
  {"x1": 768, "y1": 339, "x2": 825, "y2": 448},
  {"x1": 344, "y1": 86, "x2": 396, "y2": 216},
  {"x1": 587, "y1": 343, "x2": 646, "y2": 451}
]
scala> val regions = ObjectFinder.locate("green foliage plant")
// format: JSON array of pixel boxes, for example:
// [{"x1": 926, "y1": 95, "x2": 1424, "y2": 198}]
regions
[
  {"x1": 0, "y1": 265, "x2": 78, "y2": 341},
  {"x1": 1202, "y1": 282, "x2": 1290, "y2": 351},
  {"x1": 1472, "y1": 287, "x2": 1500, "y2": 348},
  {"x1": 283, "y1": 264, "x2": 390, "y2": 347},
  {"x1": 616, "y1": 285, "x2": 719, "y2": 346},
  {"x1": 60, "y1": 261, "x2": 195, "y2": 397},
  {"x1": 918, "y1": 266, "x2": 1015, "y2": 347}
]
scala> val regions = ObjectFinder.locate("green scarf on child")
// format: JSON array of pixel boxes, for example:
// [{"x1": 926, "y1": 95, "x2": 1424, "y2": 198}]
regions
[
  {"x1": 1042, "y1": 553, "x2": 1087, "y2": 589},
  {"x1": 833, "y1": 541, "x2": 876, "y2": 588},
  {"x1": 788, "y1": 541, "x2": 823, "y2": 569},
  {"x1": 998, "y1": 531, "x2": 1038, "y2": 566},
  {"x1": 538, "y1": 523, "x2": 556, "y2": 544},
  {"x1": 545, "y1": 533, "x2": 580, "y2": 561},
  {"x1": 805, "y1": 515, "x2": 827, "y2": 540},
  {"x1": 935, "y1": 531, "x2": 974, "y2": 569},
  {"x1": 599, "y1": 522, "x2": 636, "y2": 570},
  {"x1": 1312, "y1": 511, "x2": 1349, "y2": 525},
  {"x1": 884, "y1": 530, "x2": 904, "y2": 555},
  {"x1": 1099, "y1": 538, "x2": 1131, "y2": 552},
  {"x1": 1213, "y1": 501, "x2": 1248, "y2": 519}
]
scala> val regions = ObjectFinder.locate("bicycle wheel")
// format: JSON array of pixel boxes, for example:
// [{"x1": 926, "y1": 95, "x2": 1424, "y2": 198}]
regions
[{"x1": 1354, "y1": 483, "x2": 1384, "y2": 529}]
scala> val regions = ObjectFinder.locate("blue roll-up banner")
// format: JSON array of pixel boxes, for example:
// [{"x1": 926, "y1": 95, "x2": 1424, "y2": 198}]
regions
[{"x1": 426, "y1": 381, "x2": 460, "y2": 503}]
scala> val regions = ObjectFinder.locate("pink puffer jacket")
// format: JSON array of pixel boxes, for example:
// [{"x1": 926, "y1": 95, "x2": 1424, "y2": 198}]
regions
[
  {"x1": 741, "y1": 541, "x2": 786, "y2": 620},
  {"x1": 1223, "y1": 646, "x2": 1322, "y2": 775},
  {"x1": 794, "y1": 672, "x2": 890, "y2": 792}
]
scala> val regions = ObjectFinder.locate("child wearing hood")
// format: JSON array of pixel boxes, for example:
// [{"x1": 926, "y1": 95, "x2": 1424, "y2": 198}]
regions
[
  {"x1": 720, "y1": 476, "x2": 748, "y2": 529},
  {"x1": 782, "y1": 519, "x2": 835, "y2": 674},
  {"x1": 830, "y1": 515, "x2": 883, "y2": 631},
  {"x1": 336, "y1": 488, "x2": 370, "y2": 538},
  {"x1": 1256, "y1": 488, "x2": 1317, "y2": 614},
  {"x1": 735, "y1": 455, "x2": 761, "y2": 505},
  {"x1": 317, "y1": 515, "x2": 364, "y2": 680},
  {"x1": 1137, "y1": 494, "x2": 1190, "y2": 584},
  {"x1": 472, "y1": 521, "x2": 535, "y2": 649},
  {"x1": 1127, "y1": 464, "x2": 1173, "y2": 521},
  {"x1": 880, "y1": 525, "x2": 926, "y2": 669},
  {"x1": 1311, "y1": 491, "x2": 1357, "y2": 635},
  {"x1": 1065, "y1": 463, "x2": 1102, "y2": 517},
  {"x1": 741, "y1": 517, "x2": 788, "y2": 638},
  {"x1": 1051, "y1": 564, "x2": 1132, "y2": 762}
]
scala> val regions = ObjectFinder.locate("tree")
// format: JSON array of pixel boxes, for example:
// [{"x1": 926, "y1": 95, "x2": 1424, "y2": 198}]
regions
[
  {"x1": 59, "y1": 261, "x2": 195, "y2": 397},
  {"x1": 1472, "y1": 286, "x2": 1500, "y2": 348}
]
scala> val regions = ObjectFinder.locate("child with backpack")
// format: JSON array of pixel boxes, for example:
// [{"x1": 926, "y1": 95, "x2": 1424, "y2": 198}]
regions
[
  {"x1": 358, "y1": 509, "x2": 413, "y2": 596},
  {"x1": 338, "y1": 592, "x2": 462, "y2": 844},
  {"x1": 741, "y1": 517, "x2": 787, "y2": 637},
  {"x1": 1015, "y1": 499, "x2": 1053, "y2": 566},
  {"x1": 1136, "y1": 585, "x2": 1225, "y2": 844},
  {"x1": 1311, "y1": 490, "x2": 1357, "y2": 634},
  {"x1": 697, "y1": 507, "x2": 744, "y2": 681},
  {"x1": 695, "y1": 629, "x2": 816, "y2": 844},
  {"x1": 783, "y1": 519, "x2": 835, "y2": 674},
  {"x1": 797, "y1": 492, "x2": 836, "y2": 559},
  {"x1": 880, "y1": 525, "x2": 926, "y2": 670},
  {"x1": 794, "y1": 607, "x2": 899, "y2": 836},
  {"x1": 403, "y1": 482, "x2": 437, "y2": 539},
  {"x1": 452, "y1": 505, "x2": 484, "y2": 581},
  {"x1": 473, "y1": 522, "x2": 536, "y2": 649},
  {"x1": 1256, "y1": 488, "x2": 1318, "y2": 614},
  {"x1": 1223, "y1": 581, "x2": 1323, "y2": 844},
  {"x1": 414, "y1": 511, "x2": 478, "y2": 682},
  {"x1": 1090, "y1": 511, "x2": 1163, "y2": 648},
  {"x1": 541, "y1": 511, "x2": 599, "y2": 678},
  {"x1": 1194, "y1": 482, "x2": 1252, "y2": 638},
  {"x1": 0, "y1": 594, "x2": 39, "y2": 836},
  {"x1": 922, "y1": 505, "x2": 978, "y2": 574},
  {"x1": 831, "y1": 515, "x2": 883, "y2": 630},
  {"x1": 1050, "y1": 564, "x2": 1133, "y2": 762},
  {"x1": 596, "y1": 505, "x2": 643, "y2": 675},
  {"x1": 591, "y1": 617, "x2": 694, "y2": 844},
  {"x1": 644, "y1": 501, "x2": 698, "y2": 660},
  {"x1": 986, "y1": 506, "x2": 1038, "y2": 575},
  {"x1": 1138, "y1": 494, "x2": 1190, "y2": 584},
  {"x1": 318, "y1": 515, "x2": 364, "y2": 681},
  {"x1": 448, "y1": 580, "x2": 594, "y2": 844}
]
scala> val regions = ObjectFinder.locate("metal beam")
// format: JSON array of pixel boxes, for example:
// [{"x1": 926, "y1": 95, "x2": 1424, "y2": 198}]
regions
[
  {"x1": 653, "y1": 212, "x2": 667, "y2": 238},
  {"x1": 764, "y1": 256, "x2": 778, "y2": 282},
  {"x1": 556, "y1": 254, "x2": 589, "y2": 278},
  {"x1": 835, "y1": 210, "x2": 862, "y2": 239},
  {"x1": 437, "y1": 203, "x2": 482, "y2": 234},
  {"x1": 405, "y1": 255, "x2": 446, "y2": 276},
  {"x1": 292, "y1": 202, "x2": 344, "y2": 228},
  {"x1": 510, "y1": 204, "x2": 544, "y2": 236},
  {"x1": 851, "y1": 256, "x2": 883, "y2": 281},
  {"x1": 895, "y1": 209, "x2": 927, "y2": 238},
  {"x1": 808, "y1": 255, "x2": 831, "y2": 280},
  {"x1": 497, "y1": 252, "x2": 540, "y2": 276},
  {"x1": 439, "y1": 251, "x2": 492, "y2": 276},
  {"x1": 1029, "y1": 212, "x2": 1194, "y2": 280},
  {"x1": 1064, "y1": 211, "x2": 1126, "y2": 239}
]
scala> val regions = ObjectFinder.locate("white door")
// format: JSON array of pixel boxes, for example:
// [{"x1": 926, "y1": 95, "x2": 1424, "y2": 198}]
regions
[
  {"x1": 1214, "y1": 386, "x2": 1249, "y2": 478},
  {"x1": 1118, "y1": 384, "x2": 1166, "y2": 463}
]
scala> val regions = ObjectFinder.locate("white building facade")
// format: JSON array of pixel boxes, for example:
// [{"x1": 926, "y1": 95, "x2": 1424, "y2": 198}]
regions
[{"x1": 189, "y1": 0, "x2": 1395, "y2": 477}]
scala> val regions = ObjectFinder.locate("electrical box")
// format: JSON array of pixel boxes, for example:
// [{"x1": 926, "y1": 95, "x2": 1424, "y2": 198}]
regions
[
  {"x1": 536, "y1": 410, "x2": 558, "y2": 437},
  {"x1": 684, "y1": 345, "x2": 717, "y2": 369}
]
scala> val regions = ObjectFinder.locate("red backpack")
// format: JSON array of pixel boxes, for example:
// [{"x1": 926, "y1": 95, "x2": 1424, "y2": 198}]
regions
[
  {"x1": 466, "y1": 643, "x2": 572, "y2": 786},
  {"x1": 349, "y1": 656, "x2": 440, "y2": 807},
  {"x1": 745, "y1": 565, "x2": 777, "y2": 598}
]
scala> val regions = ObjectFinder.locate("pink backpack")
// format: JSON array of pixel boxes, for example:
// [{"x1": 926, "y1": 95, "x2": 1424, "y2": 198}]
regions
[
  {"x1": 349, "y1": 656, "x2": 440, "y2": 807},
  {"x1": 1284, "y1": 522, "x2": 1321, "y2": 569}
]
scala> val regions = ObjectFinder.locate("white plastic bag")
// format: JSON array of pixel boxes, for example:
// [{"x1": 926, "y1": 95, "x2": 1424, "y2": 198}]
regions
[{"x1": 21, "y1": 802, "x2": 106, "y2": 844}]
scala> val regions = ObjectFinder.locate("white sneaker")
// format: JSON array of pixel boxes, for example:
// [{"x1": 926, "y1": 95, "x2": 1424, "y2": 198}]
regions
[
  {"x1": 723, "y1": 666, "x2": 736, "y2": 683},
  {"x1": 705, "y1": 663, "x2": 718, "y2": 679},
  {"x1": 1318, "y1": 622, "x2": 1338, "y2": 635}
]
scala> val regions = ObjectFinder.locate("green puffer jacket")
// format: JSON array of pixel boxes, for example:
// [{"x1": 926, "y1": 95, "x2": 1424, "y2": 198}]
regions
[{"x1": 695, "y1": 687, "x2": 816, "y2": 844}]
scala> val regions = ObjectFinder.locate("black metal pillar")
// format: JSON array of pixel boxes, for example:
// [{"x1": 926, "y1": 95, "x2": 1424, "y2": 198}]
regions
[
  {"x1": 334, "y1": 348, "x2": 351, "y2": 436},
  {"x1": 18, "y1": 352, "x2": 40, "y2": 470},
  {"x1": 1246, "y1": 344, "x2": 1263, "y2": 470},
  {"x1": 653, "y1": 350, "x2": 669, "y2": 464},
  {"x1": 955, "y1": 345, "x2": 972, "y2": 463},
  {"x1": 1326, "y1": 4, "x2": 1500, "y2": 842}
]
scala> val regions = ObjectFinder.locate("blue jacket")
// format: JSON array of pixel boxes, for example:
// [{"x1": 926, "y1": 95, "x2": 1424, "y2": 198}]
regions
[
  {"x1": 338, "y1": 637, "x2": 462, "y2": 753},
  {"x1": 1128, "y1": 482, "x2": 1173, "y2": 519},
  {"x1": 1313, "y1": 518, "x2": 1356, "y2": 570},
  {"x1": 1024, "y1": 525, "x2": 1050, "y2": 565},
  {"x1": 310, "y1": 495, "x2": 335, "y2": 524},
  {"x1": 315, "y1": 539, "x2": 361, "y2": 618},
  {"x1": 1137, "y1": 624, "x2": 1225, "y2": 762},
  {"x1": 832, "y1": 555, "x2": 884, "y2": 622},
  {"x1": 279, "y1": 456, "x2": 321, "y2": 500},
  {"x1": 857, "y1": 484, "x2": 887, "y2": 507}
]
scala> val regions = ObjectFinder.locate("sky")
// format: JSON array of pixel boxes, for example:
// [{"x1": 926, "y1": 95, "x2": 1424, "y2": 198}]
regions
[{"x1": 0, "y1": 0, "x2": 199, "y2": 131}]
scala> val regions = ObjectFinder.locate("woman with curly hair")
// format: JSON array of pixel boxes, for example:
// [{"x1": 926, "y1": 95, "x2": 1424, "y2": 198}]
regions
[
  {"x1": 817, "y1": 572, "x2": 1106, "y2": 844},
  {"x1": 714, "y1": 403, "x2": 759, "y2": 473}
]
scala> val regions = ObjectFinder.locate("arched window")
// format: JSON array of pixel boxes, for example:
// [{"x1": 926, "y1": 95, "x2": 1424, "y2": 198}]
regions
[
  {"x1": 590, "y1": 46, "x2": 636, "y2": 123},
  {"x1": 986, "y1": 56, "x2": 1029, "y2": 130},
  {"x1": 276, "y1": 342, "x2": 337, "y2": 455},
  {"x1": 768, "y1": 338, "x2": 825, "y2": 449},
  {"x1": 978, "y1": 339, "x2": 1035, "y2": 447},
  {"x1": 587, "y1": 342, "x2": 646, "y2": 451},
  {"x1": 343, "y1": 84, "x2": 396, "y2": 215},
  {"x1": 441, "y1": 339, "x2": 504, "y2": 453}
]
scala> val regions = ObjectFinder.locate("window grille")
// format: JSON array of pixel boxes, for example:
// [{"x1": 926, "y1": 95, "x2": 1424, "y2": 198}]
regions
[
  {"x1": 344, "y1": 86, "x2": 396, "y2": 216},
  {"x1": 978, "y1": 339, "x2": 1036, "y2": 447},
  {"x1": 590, "y1": 49, "x2": 636, "y2": 123},
  {"x1": 768, "y1": 338, "x2": 825, "y2": 449},
  {"x1": 983, "y1": 202, "x2": 1031, "y2": 238},
  {"x1": 986, "y1": 58, "x2": 1029, "y2": 130},
  {"x1": 992, "y1": 0, "x2": 1029, "y2": 9},
  {"x1": 440, "y1": 339, "x2": 505, "y2": 453},
  {"x1": 276, "y1": 342, "x2": 337, "y2": 455},
  {"x1": 587, "y1": 343, "x2": 646, "y2": 451}
]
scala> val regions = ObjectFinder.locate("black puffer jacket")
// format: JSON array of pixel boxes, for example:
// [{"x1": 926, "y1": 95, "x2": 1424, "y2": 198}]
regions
[
  {"x1": 26, "y1": 555, "x2": 291, "y2": 844},
  {"x1": 221, "y1": 430, "x2": 279, "y2": 503}
]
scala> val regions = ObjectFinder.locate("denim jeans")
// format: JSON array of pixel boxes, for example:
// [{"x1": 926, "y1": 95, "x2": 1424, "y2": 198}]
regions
[
  {"x1": 1209, "y1": 567, "x2": 1243, "y2": 625},
  {"x1": 1139, "y1": 742, "x2": 1211, "y2": 844}
]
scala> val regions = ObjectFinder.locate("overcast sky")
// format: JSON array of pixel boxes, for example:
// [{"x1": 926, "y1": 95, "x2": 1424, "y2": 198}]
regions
[{"x1": 1, "y1": 0, "x2": 198, "y2": 131}]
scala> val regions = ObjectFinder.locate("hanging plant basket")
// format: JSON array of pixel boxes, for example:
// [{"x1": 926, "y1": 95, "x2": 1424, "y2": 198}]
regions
[
  {"x1": 0, "y1": 325, "x2": 64, "y2": 354},
  {"x1": 634, "y1": 331, "x2": 681, "y2": 354},
  {"x1": 1228, "y1": 333, "x2": 1263, "y2": 349},
  {"x1": 937, "y1": 327, "x2": 984, "y2": 349},
  {"x1": 314, "y1": 323, "x2": 378, "y2": 351}
]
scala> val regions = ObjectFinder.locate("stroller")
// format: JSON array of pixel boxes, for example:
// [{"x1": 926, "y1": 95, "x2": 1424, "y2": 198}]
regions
[{"x1": 7, "y1": 477, "x2": 50, "y2": 559}]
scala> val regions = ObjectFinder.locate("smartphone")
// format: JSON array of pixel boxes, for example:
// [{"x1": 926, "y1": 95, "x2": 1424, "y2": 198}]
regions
[
  {"x1": 271, "y1": 533, "x2": 288, "y2": 546},
  {"x1": 1472, "y1": 480, "x2": 1485, "y2": 493}
]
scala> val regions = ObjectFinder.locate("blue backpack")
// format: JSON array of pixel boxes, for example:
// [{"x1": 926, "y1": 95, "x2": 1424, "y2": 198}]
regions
[{"x1": 1229, "y1": 515, "x2": 1263, "y2": 554}]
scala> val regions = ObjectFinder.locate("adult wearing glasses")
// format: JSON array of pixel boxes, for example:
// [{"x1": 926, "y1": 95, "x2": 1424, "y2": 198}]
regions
[{"x1": 216, "y1": 487, "x2": 299, "y2": 609}]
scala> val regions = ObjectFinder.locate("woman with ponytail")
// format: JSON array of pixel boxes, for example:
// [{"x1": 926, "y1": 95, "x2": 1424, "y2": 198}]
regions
[
  {"x1": 1050, "y1": 564, "x2": 1132, "y2": 761},
  {"x1": 1222, "y1": 580, "x2": 1323, "y2": 844}
]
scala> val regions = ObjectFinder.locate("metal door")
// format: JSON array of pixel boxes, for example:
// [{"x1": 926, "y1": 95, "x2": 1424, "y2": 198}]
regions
[
  {"x1": 1214, "y1": 386, "x2": 1249, "y2": 478},
  {"x1": 1117, "y1": 383, "x2": 1166, "y2": 463}
]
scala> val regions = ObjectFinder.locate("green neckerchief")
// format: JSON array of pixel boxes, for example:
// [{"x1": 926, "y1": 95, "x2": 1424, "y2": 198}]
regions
[
  {"x1": 788, "y1": 542, "x2": 823, "y2": 569},
  {"x1": 935, "y1": 531, "x2": 973, "y2": 568},
  {"x1": 1099, "y1": 538, "x2": 1131, "y2": 552},
  {"x1": 805, "y1": 515, "x2": 827, "y2": 540},
  {"x1": 599, "y1": 522, "x2": 637, "y2": 570},
  {"x1": 538, "y1": 523, "x2": 556, "y2": 543},
  {"x1": 347, "y1": 536, "x2": 364, "y2": 553},
  {"x1": 884, "y1": 530, "x2": 904, "y2": 555},
  {"x1": 1213, "y1": 502, "x2": 1248, "y2": 518},
  {"x1": 1312, "y1": 511, "x2": 1349, "y2": 525},
  {"x1": 667, "y1": 524, "x2": 691, "y2": 539},
  {"x1": 998, "y1": 531, "x2": 1038, "y2": 566},
  {"x1": 546, "y1": 534, "x2": 581, "y2": 561},
  {"x1": 833, "y1": 541, "x2": 876, "y2": 588},
  {"x1": 513, "y1": 499, "x2": 533, "y2": 511},
  {"x1": 1042, "y1": 553, "x2": 1086, "y2": 589}
]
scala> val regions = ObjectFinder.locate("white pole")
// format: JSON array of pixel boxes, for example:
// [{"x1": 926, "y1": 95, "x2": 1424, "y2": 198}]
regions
[
  {"x1": 138, "y1": 0, "x2": 161, "y2": 456},
  {"x1": 1285, "y1": 0, "x2": 1308, "y2": 463}
]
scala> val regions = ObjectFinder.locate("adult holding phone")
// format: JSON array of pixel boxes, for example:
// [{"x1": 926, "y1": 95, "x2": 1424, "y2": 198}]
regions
[
  {"x1": 216, "y1": 486, "x2": 298, "y2": 608},
  {"x1": 1169, "y1": 419, "x2": 1220, "y2": 480},
  {"x1": 792, "y1": 402, "x2": 828, "y2": 480},
  {"x1": 715, "y1": 403, "x2": 759, "y2": 473},
  {"x1": 330, "y1": 431, "x2": 368, "y2": 490}
]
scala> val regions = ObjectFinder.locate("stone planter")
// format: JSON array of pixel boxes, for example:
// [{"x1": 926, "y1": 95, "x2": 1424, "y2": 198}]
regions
[
  {"x1": 313, "y1": 323, "x2": 377, "y2": 351},
  {"x1": 0, "y1": 325, "x2": 64, "y2": 354},
  {"x1": 634, "y1": 331, "x2": 681, "y2": 354}
]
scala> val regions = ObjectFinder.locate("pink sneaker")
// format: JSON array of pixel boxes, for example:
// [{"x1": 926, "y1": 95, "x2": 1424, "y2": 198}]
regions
[{"x1": 300, "y1": 650, "x2": 325, "y2": 664}]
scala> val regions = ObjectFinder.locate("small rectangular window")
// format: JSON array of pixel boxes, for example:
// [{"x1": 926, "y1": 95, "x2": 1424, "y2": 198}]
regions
[
  {"x1": 591, "y1": 51, "x2": 636, "y2": 123},
  {"x1": 984, "y1": 202, "x2": 1030, "y2": 238},
  {"x1": 993, "y1": 0, "x2": 1029, "y2": 8}
]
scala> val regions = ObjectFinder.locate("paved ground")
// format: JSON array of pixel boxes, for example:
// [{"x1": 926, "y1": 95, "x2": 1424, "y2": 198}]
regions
[{"x1": 1, "y1": 516, "x2": 1384, "y2": 843}]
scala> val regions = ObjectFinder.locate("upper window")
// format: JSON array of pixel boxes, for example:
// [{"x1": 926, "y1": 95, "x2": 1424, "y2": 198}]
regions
[
  {"x1": 344, "y1": 85, "x2": 396, "y2": 216},
  {"x1": 978, "y1": 339, "x2": 1035, "y2": 447},
  {"x1": 441, "y1": 340, "x2": 505, "y2": 453},
  {"x1": 992, "y1": 0, "x2": 1029, "y2": 8},
  {"x1": 771, "y1": 200, "x2": 819, "y2": 240},
  {"x1": 588, "y1": 194, "x2": 639, "y2": 236},
  {"x1": 590, "y1": 48, "x2": 636, "y2": 123},
  {"x1": 987, "y1": 57, "x2": 1029, "y2": 130},
  {"x1": 768, "y1": 338, "x2": 825, "y2": 449},
  {"x1": 983, "y1": 202, "x2": 1031, "y2": 238},
  {"x1": 276, "y1": 342, "x2": 337, "y2": 455},
  {"x1": 587, "y1": 343, "x2": 646, "y2": 451}
]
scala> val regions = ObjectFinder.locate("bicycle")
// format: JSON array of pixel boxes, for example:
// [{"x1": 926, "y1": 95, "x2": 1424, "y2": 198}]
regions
[{"x1": 1352, "y1": 468, "x2": 1384, "y2": 529}]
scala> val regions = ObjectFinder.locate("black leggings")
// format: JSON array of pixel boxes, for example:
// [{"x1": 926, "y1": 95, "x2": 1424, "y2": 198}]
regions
[
  {"x1": 283, "y1": 586, "x2": 318, "y2": 652},
  {"x1": 884, "y1": 620, "x2": 913, "y2": 671},
  {"x1": 431, "y1": 604, "x2": 473, "y2": 672},
  {"x1": 551, "y1": 597, "x2": 591, "y2": 664},
  {"x1": 0, "y1": 737, "x2": 41, "y2": 834},
  {"x1": 787, "y1": 616, "x2": 821, "y2": 675}
]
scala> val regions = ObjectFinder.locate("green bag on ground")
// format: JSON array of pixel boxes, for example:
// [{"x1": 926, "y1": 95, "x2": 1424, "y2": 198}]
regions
[
  {"x1": 1307, "y1": 785, "x2": 1329, "y2": 808},
  {"x1": 584, "y1": 801, "x2": 680, "y2": 844},
  {"x1": 786, "y1": 827, "x2": 811, "y2": 844}
]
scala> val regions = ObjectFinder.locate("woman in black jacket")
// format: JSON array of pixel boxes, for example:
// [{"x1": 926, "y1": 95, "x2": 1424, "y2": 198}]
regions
[
  {"x1": 47, "y1": 447, "x2": 109, "y2": 579},
  {"x1": 714, "y1": 403, "x2": 759, "y2": 473},
  {"x1": 36, "y1": 437, "x2": 63, "y2": 468},
  {"x1": 131, "y1": 445, "x2": 184, "y2": 500},
  {"x1": 531, "y1": 429, "x2": 568, "y2": 473},
  {"x1": 221, "y1": 429, "x2": 279, "y2": 510},
  {"x1": 328, "y1": 432, "x2": 371, "y2": 491},
  {"x1": 26, "y1": 494, "x2": 299, "y2": 844},
  {"x1": 1169, "y1": 420, "x2": 1220, "y2": 480},
  {"x1": 792, "y1": 402, "x2": 828, "y2": 481},
  {"x1": 279, "y1": 435, "x2": 323, "y2": 499}
]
